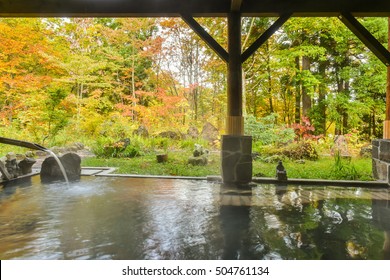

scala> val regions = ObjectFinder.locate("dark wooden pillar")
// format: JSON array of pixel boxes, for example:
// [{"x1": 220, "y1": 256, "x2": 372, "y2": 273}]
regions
[
  {"x1": 385, "y1": 17, "x2": 390, "y2": 139},
  {"x1": 227, "y1": 12, "x2": 243, "y2": 135},
  {"x1": 222, "y1": 12, "x2": 252, "y2": 186}
]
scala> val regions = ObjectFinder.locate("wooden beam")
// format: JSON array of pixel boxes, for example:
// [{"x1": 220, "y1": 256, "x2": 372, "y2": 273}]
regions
[
  {"x1": 241, "y1": 0, "x2": 390, "y2": 17},
  {"x1": 0, "y1": 0, "x2": 390, "y2": 17},
  {"x1": 231, "y1": 0, "x2": 243, "y2": 12},
  {"x1": 181, "y1": 14, "x2": 229, "y2": 63},
  {"x1": 339, "y1": 12, "x2": 390, "y2": 66},
  {"x1": 241, "y1": 13, "x2": 292, "y2": 62}
]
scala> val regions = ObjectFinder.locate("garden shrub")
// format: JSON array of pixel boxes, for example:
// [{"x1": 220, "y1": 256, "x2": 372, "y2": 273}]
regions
[
  {"x1": 282, "y1": 141, "x2": 319, "y2": 160},
  {"x1": 262, "y1": 154, "x2": 285, "y2": 163},
  {"x1": 120, "y1": 145, "x2": 142, "y2": 158},
  {"x1": 245, "y1": 114, "x2": 295, "y2": 146},
  {"x1": 93, "y1": 137, "x2": 141, "y2": 158}
]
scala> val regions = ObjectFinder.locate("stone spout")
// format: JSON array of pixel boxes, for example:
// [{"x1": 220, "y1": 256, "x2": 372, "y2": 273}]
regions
[{"x1": 0, "y1": 137, "x2": 47, "y2": 151}]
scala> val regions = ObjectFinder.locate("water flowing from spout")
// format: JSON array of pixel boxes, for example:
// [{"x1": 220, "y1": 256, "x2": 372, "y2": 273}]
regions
[
  {"x1": 0, "y1": 136, "x2": 69, "y2": 184},
  {"x1": 45, "y1": 149, "x2": 69, "y2": 185}
]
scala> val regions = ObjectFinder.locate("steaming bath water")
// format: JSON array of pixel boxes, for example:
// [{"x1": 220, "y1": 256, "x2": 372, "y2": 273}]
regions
[{"x1": 0, "y1": 176, "x2": 389, "y2": 260}]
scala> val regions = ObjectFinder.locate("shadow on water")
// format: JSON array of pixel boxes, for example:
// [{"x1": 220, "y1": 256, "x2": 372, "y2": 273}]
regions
[{"x1": 220, "y1": 205, "x2": 251, "y2": 259}]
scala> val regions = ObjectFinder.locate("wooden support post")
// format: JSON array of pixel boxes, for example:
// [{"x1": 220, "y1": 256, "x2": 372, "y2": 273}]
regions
[
  {"x1": 385, "y1": 17, "x2": 390, "y2": 139},
  {"x1": 385, "y1": 65, "x2": 390, "y2": 139},
  {"x1": 227, "y1": 11, "x2": 243, "y2": 135}
]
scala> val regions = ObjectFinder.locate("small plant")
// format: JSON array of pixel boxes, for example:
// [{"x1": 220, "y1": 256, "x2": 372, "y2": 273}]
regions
[
  {"x1": 332, "y1": 152, "x2": 359, "y2": 180},
  {"x1": 121, "y1": 144, "x2": 142, "y2": 158}
]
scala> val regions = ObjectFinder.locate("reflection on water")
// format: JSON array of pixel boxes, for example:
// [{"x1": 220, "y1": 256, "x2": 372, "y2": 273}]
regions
[{"x1": 0, "y1": 176, "x2": 389, "y2": 260}]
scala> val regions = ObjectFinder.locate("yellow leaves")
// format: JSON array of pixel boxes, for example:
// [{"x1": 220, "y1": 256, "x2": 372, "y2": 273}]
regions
[{"x1": 0, "y1": 19, "x2": 61, "y2": 100}]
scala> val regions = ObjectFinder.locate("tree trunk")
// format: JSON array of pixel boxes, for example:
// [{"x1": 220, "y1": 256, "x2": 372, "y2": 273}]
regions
[
  {"x1": 317, "y1": 61, "x2": 327, "y2": 135},
  {"x1": 294, "y1": 57, "x2": 301, "y2": 123},
  {"x1": 302, "y1": 56, "x2": 311, "y2": 117},
  {"x1": 266, "y1": 41, "x2": 274, "y2": 114},
  {"x1": 342, "y1": 80, "x2": 350, "y2": 134},
  {"x1": 131, "y1": 46, "x2": 137, "y2": 121}
]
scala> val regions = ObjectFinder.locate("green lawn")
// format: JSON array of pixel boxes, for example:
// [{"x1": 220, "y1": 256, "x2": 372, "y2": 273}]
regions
[{"x1": 81, "y1": 151, "x2": 374, "y2": 181}]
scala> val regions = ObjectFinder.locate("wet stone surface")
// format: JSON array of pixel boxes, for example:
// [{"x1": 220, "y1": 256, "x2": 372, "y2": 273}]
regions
[{"x1": 40, "y1": 152, "x2": 81, "y2": 183}]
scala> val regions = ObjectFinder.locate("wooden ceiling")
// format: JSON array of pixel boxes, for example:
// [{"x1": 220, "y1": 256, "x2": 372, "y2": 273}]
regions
[{"x1": 0, "y1": 0, "x2": 389, "y2": 17}]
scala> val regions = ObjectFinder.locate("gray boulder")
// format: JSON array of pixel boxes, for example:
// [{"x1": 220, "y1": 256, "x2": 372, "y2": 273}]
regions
[
  {"x1": 200, "y1": 122, "x2": 219, "y2": 143},
  {"x1": 40, "y1": 152, "x2": 81, "y2": 183}
]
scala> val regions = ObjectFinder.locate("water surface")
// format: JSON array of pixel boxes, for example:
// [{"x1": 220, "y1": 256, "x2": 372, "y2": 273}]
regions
[{"x1": 0, "y1": 176, "x2": 389, "y2": 260}]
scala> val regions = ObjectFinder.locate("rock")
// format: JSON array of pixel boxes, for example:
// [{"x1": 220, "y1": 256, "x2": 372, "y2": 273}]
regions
[
  {"x1": 200, "y1": 122, "x2": 219, "y2": 143},
  {"x1": 188, "y1": 144, "x2": 209, "y2": 166},
  {"x1": 0, "y1": 160, "x2": 12, "y2": 180},
  {"x1": 40, "y1": 152, "x2": 81, "y2": 183},
  {"x1": 188, "y1": 155, "x2": 208, "y2": 166},
  {"x1": 193, "y1": 144, "x2": 208, "y2": 157},
  {"x1": 5, "y1": 152, "x2": 18, "y2": 178},
  {"x1": 50, "y1": 146, "x2": 66, "y2": 154},
  {"x1": 158, "y1": 131, "x2": 181, "y2": 140},
  {"x1": 18, "y1": 157, "x2": 36, "y2": 175},
  {"x1": 187, "y1": 126, "x2": 199, "y2": 139},
  {"x1": 0, "y1": 151, "x2": 37, "y2": 179},
  {"x1": 156, "y1": 154, "x2": 168, "y2": 163},
  {"x1": 25, "y1": 151, "x2": 35, "y2": 158},
  {"x1": 6, "y1": 152, "x2": 16, "y2": 161},
  {"x1": 133, "y1": 125, "x2": 149, "y2": 138},
  {"x1": 360, "y1": 144, "x2": 372, "y2": 158},
  {"x1": 331, "y1": 135, "x2": 350, "y2": 157},
  {"x1": 72, "y1": 142, "x2": 85, "y2": 150}
]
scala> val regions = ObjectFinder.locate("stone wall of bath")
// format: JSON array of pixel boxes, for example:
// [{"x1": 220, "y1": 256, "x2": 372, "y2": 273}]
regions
[
  {"x1": 221, "y1": 135, "x2": 252, "y2": 185},
  {"x1": 372, "y1": 139, "x2": 390, "y2": 183}
]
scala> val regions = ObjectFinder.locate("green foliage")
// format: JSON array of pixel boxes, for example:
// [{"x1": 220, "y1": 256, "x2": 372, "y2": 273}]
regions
[
  {"x1": 81, "y1": 151, "x2": 373, "y2": 181},
  {"x1": 0, "y1": 17, "x2": 388, "y2": 157},
  {"x1": 91, "y1": 137, "x2": 141, "y2": 158},
  {"x1": 245, "y1": 114, "x2": 295, "y2": 145},
  {"x1": 143, "y1": 136, "x2": 171, "y2": 151},
  {"x1": 331, "y1": 152, "x2": 359, "y2": 180},
  {"x1": 178, "y1": 137, "x2": 209, "y2": 151},
  {"x1": 253, "y1": 156, "x2": 372, "y2": 181},
  {"x1": 282, "y1": 140, "x2": 319, "y2": 160},
  {"x1": 81, "y1": 151, "x2": 221, "y2": 177},
  {"x1": 100, "y1": 143, "x2": 141, "y2": 158}
]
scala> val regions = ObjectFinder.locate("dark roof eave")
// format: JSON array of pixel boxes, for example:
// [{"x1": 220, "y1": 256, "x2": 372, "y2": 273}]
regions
[
  {"x1": 1, "y1": 12, "x2": 389, "y2": 18},
  {"x1": 0, "y1": 0, "x2": 389, "y2": 18}
]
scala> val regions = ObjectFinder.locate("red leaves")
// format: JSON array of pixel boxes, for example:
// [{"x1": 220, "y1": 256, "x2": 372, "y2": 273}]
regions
[{"x1": 291, "y1": 116, "x2": 322, "y2": 141}]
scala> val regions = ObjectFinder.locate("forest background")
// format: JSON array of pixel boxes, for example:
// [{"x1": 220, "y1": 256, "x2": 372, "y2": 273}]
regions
[{"x1": 0, "y1": 17, "x2": 388, "y2": 179}]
